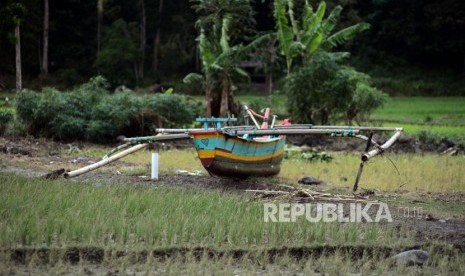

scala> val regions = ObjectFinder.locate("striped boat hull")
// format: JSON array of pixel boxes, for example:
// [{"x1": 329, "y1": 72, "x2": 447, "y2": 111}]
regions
[{"x1": 191, "y1": 131, "x2": 286, "y2": 178}]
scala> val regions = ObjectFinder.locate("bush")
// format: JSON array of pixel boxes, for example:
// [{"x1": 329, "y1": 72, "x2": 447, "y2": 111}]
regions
[
  {"x1": 286, "y1": 52, "x2": 387, "y2": 124},
  {"x1": 15, "y1": 76, "x2": 202, "y2": 143},
  {"x1": 0, "y1": 109, "x2": 14, "y2": 135},
  {"x1": 144, "y1": 94, "x2": 199, "y2": 128}
]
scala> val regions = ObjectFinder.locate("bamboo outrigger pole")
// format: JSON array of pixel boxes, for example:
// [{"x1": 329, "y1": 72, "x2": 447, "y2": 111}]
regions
[
  {"x1": 65, "y1": 133, "x2": 191, "y2": 178},
  {"x1": 64, "y1": 143, "x2": 148, "y2": 178}
]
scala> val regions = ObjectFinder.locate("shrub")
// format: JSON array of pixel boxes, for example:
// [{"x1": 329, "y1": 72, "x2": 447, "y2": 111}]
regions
[
  {"x1": 144, "y1": 94, "x2": 199, "y2": 128},
  {"x1": 15, "y1": 76, "x2": 202, "y2": 143},
  {"x1": 286, "y1": 52, "x2": 386, "y2": 124},
  {"x1": 0, "y1": 109, "x2": 14, "y2": 135}
]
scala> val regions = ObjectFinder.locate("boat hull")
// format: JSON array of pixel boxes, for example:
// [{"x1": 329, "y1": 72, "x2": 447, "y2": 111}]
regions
[{"x1": 191, "y1": 131, "x2": 286, "y2": 178}]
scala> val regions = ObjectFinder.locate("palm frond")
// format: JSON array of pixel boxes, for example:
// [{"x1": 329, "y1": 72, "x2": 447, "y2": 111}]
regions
[
  {"x1": 274, "y1": 0, "x2": 293, "y2": 56},
  {"x1": 234, "y1": 67, "x2": 250, "y2": 81},
  {"x1": 183, "y1": 73, "x2": 204, "y2": 84},
  {"x1": 241, "y1": 33, "x2": 275, "y2": 55},
  {"x1": 220, "y1": 16, "x2": 231, "y2": 52},
  {"x1": 322, "y1": 5, "x2": 342, "y2": 35},
  {"x1": 307, "y1": 1, "x2": 326, "y2": 32},
  {"x1": 289, "y1": 41, "x2": 305, "y2": 57},
  {"x1": 302, "y1": 0, "x2": 314, "y2": 32},
  {"x1": 308, "y1": 32, "x2": 323, "y2": 54},
  {"x1": 199, "y1": 28, "x2": 215, "y2": 69},
  {"x1": 286, "y1": 0, "x2": 300, "y2": 41},
  {"x1": 324, "y1": 22, "x2": 370, "y2": 49},
  {"x1": 327, "y1": 51, "x2": 351, "y2": 61}
]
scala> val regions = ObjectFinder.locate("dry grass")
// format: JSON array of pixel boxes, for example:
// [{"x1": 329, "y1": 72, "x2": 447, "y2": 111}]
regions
[
  {"x1": 121, "y1": 149, "x2": 465, "y2": 192},
  {"x1": 282, "y1": 153, "x2": 465, "y2": 192}
]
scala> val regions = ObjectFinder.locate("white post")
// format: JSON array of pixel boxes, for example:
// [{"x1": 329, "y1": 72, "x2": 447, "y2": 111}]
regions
[{"x1": 151, "y1": 153, "x2": 159, "y2": 181}]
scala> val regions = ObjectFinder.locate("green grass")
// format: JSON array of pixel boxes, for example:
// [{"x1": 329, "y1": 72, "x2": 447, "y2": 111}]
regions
[
  {"x1": 382, "y1": 122, "x2": 465, "y2": 140},
  {"x1": 372, "y1": 97, "x2": 465, "y2": 126},
  {"x1": 0, "y1": 173, "x2": 413, "y2": 250},
  {"x1": 370, "y1": 97, "x2": 465, "y2": 140}
]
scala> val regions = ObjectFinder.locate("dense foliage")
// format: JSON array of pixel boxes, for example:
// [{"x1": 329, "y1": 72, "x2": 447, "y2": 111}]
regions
[
  {"x1": 0, "y1": 0, "x2": 463, "y2": 93},
  {"x1": 286, "y1": 52, "x2": 386, "y2": 124},
  {"x1": 15, "y1": 76, "x2": 201, "y2": 142}
]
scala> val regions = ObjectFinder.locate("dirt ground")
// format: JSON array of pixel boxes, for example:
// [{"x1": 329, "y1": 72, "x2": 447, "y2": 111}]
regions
[{"x1": 1, "y1": 136, "x2": 465, "y2": 256}]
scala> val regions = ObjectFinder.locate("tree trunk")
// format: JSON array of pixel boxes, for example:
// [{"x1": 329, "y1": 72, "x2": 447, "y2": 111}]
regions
[
  {"x1": 265, "y1": 72, "x2": 272, "y2": 100},
  {"x1": 138, "y1": 0, "x2": 146, "y2": 79},
  {"x1": 42, "y1": 0, "x2": 49, "y2": 75},
  {"x1": 15, "y1": 23, "x2": 22, "y2": 92},
  {"x1": 219, "y1": 74, "x2": 229, "y2": 117},
  {"x1": 97, "y1": 0, "x2": 104, "y2": 56},
  {"x1": 133, "y1": 62, "x2": 139, "y2": 85},
  {"x1": 205, "y1": 79, "x2": 212, "y2": 117},
  {"x1": 152, "y1": 0, "x2": 164, "y2": 71}
]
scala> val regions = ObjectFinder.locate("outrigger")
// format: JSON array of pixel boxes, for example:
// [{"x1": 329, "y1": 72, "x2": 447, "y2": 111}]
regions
[{"x1": 65, "y1": 105, "x2": 403, "y2": 192}]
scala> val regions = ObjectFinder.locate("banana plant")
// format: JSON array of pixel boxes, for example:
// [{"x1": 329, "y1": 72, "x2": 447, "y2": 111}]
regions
[
  {"x1": 274, "y1": 0, "x2": 370, "y2": 74},
  {"x1": 185, "y1": 16, "x2": 271, "y2": 117}
]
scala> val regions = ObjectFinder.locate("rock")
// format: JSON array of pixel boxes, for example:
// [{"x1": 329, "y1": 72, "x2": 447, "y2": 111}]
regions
[
  {"x1": 391, "y1": 250, "x2": 429, "y2": 266},
  {"x1": 298, "y1": 176, "x2": 324, "y2": 185},
  {"x1": 425, "y1": 214, "x2": 436, "y2": 221},
  {"x1": 398, "y1": 134, "x2": 413, "y2": 143},
  {"x1": 44, "y1": 168, "x2": 66, "y2": 179},
  {"x1": 359, "y1": 189, "x2": 375, "y2": 197},
  {"x1": 440, "y1": 138, "x2": 455, "y2": 148}
]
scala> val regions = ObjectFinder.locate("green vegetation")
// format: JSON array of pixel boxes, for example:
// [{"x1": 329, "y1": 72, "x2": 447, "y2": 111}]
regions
[
  {"x1": 273, "y1": 0, "x2": 369, "y2": 74},
  {"x1": 0, "y1": 173, "x2": 412, "y2": 249},
  {"x1": 95, "y1": 19, "x2": 141, "y2": 86},
  {"x1": 372, "y1": 97, "x2": 465, "y2": 141},
  {"x1": 0, "y1": 109, "x2": 14, "y2": 135},
  {"x1": 184, "y1": 0, "x2": 260, "y2": 118},
  {"x1": 373, "y1": 97, "x2": 465, "y2": 126},
  {"x1": 14, "y1": 76, "x2": 201, "y2": 142},
  {"x1": 286, "y1": 52, "x2": 387, "y2": 124}
]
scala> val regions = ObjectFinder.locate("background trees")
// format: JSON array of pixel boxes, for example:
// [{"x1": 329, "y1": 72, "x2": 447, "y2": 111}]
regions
[
  {"x1": 0, "y1": 0, "x2": 463, "y2": 94},
  {"x1": 184, "y1": 0, "x2": 257, "y2": 117}
]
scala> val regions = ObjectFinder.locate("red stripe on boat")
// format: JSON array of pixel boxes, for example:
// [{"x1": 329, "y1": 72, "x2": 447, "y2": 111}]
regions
[{"x1": 200, "y1": 157, "x2": 214, "y2": 168}]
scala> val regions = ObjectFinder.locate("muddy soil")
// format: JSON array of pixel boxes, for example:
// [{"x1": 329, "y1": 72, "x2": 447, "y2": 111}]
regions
[{"x1": 287, "y1": 133, "x2": 463, "y2": 154}]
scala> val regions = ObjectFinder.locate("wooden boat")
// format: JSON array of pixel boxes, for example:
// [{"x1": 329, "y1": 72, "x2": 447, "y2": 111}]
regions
[
  {"x1": 190, "y1": 126, "x2": 286, "y2": 178},
  {"x1": 65, "y1": 105, "x2": 403, "y2": 191}
]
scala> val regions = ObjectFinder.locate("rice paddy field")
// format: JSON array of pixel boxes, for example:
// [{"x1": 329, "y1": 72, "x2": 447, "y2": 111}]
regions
[
  {"x1": 1, "y1": 95, "x2": 465, "y2": 274},
  {"x1": 372, "y1": 97, "x2": 465, "y2": 140},
  {"x1": 1, "y1": 139, "x2": 465, "y2": 274}
]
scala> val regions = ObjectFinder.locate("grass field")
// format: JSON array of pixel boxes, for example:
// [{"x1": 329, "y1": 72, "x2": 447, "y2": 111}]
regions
[
  {"x1": 0, "y1": 173, "x2": 413, "y2": 249},
  {"x1": 1, "y1": 172, "x2": 464, "y2": 274},
  {"x1": 1, "y1": 141, "x2": 465, "y2": 273},
  {"x1": 116, "y1": 149, "x2": 465, "y2": 193},
  {"x1": 372, "y1": 97, "x2": 465, "y2": 139},
  {"x1": 372, "y1": 97, "x2": 465, "y2": 126}
]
